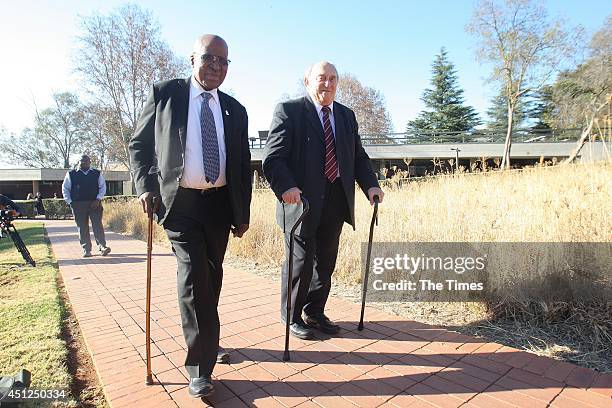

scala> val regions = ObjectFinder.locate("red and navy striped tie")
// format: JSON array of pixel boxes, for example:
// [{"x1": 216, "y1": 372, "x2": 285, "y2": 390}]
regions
[{"x1": 322, "y1": 106, "x2": 338, "y2": 181}]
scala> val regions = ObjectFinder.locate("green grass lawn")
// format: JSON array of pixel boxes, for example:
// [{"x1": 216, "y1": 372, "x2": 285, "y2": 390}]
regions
[{"x1": 0, "y1": 222, "x2": 73, "y2": 405}]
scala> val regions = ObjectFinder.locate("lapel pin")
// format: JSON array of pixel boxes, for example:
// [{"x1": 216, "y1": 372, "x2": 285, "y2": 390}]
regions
[{"x1": 225, "y1": 110, "x2": 230, "y2": 116}]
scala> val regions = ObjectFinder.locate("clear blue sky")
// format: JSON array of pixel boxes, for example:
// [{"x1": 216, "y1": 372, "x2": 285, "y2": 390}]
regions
[{"x1": 0, "y1": 0, "x2": 609, "y2": 144}]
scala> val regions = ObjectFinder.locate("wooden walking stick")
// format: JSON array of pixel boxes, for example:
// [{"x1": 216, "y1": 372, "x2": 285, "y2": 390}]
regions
[
  {"x1": 283, "y1": 196, "x2": 309, "y2": 361},
  {"x1": 145, "y1": 198, "x2": 156, "y2": 385},
  {"x1": 358, "y1": 195, "x2": 379, "y2": 331}
]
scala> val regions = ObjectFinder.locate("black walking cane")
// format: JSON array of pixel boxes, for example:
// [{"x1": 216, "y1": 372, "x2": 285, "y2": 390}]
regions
[
  {"x1": 283, "y1": 196, "x2": 309, "y2": 362},
  {"x1": 358, "y1": 195, "x2": 379, "y2": 331},
  {"x1": 145, "y1": 197, "x2": 157, "y2": 385}
]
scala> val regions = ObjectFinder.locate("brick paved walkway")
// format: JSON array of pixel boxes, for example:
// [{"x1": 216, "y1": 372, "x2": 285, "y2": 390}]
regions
[{"x1": 45, "y1": 220, "x2": 611, "y2": 407}]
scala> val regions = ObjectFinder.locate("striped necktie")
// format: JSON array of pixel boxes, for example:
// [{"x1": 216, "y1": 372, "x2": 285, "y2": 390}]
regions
[
  {"x1": 322, "y1": 106, "x2": 338, "y2": 181},
  {"x1": 200, "y1": 93, "x2": 220, "y2": 184}
]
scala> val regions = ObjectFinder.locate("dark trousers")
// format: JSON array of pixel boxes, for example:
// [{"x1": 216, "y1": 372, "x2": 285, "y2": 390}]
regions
[
  {"x1": 70, "y1": 200, "x2": 106, "y2": 252},
  {"x1": 163, "y1": 187, "x2": 231, "y2": 379},
  {"x1": 281, "y1": 179, "x2": 349, "y2": 323}
]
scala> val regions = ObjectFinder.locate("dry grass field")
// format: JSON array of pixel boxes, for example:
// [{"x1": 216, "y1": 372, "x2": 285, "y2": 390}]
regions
[{"x1": 106, "y1": 161, "x2": 611, "y2": 280}]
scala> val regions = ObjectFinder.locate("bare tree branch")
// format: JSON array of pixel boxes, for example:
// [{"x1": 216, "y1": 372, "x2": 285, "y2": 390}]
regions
[{"x1": 74, "y1": 4, "x2": 188, "y2": 172}]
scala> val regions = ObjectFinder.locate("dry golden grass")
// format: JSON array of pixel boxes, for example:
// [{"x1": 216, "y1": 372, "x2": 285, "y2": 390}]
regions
[
  {"x1": 104, "y1": 199, "x2": 167, "y2": 244},
  {"x1": 105, "y1": 160, "x2": 611, "y2": 285},
  {"x1": 235, "y1": 160, "x2": 611, "y2": 284}
]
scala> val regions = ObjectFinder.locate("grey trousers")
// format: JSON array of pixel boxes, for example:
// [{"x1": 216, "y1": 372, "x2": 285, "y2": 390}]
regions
[{"x1": 70, "y1": 200, "x2": 107, "y2": 252}]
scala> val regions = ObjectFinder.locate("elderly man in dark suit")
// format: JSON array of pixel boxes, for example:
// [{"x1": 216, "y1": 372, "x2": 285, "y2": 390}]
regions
[
  {"x1": 129, "y1": 34, "x2": 251, "y2": 398},
  {"x1": 263, "y1": 61, "x2": 384, "y2": 340}
]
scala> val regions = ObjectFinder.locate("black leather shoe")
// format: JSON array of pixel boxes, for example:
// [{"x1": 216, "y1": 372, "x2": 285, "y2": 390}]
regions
[
  {"x1": 289, "y1": 320, "x2": 315, "y2": 340},
  {"x1": 217, "y1": 347, "x2": 230, "y2": 364},
  {"x1": 188, "y1": 376, "x2": 214, "y2": 398},
  {"x1": 100, "y1": 246, "x2": 111, "y2": 256},
  {"x1": 305, "y1": 314, "x2": 341, "y2": 334}
]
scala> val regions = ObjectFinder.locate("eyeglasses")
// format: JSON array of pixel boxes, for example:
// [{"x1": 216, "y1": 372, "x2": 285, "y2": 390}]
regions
[{"x1": 199, "y1": 54, "x2": 231, "y2": 67}]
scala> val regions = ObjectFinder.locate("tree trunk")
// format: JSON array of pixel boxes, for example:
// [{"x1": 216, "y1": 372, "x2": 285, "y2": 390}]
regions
[
  {"x1": 564, "y1": 116, "x2": 595, "y2": 164},
  {"x1": 565, "y1": 99, "x2": 608, "y2": 164},
  {"x1": 500, "y1": 103, "x2": 514, "y2": 169}
]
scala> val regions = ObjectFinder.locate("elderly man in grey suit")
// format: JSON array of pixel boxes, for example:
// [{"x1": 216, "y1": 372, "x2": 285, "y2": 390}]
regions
[
  {"x1": 129, "y1": 34, "x2": 251, "y2": 398},
  {"x1": 263, "y1": 61, "x2": 384, "y2": 340}
]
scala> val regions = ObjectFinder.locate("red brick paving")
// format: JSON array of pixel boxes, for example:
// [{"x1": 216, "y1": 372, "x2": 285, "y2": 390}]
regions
[{"x1": 45, "y1": 220, "x2": 611, "y2": 407}]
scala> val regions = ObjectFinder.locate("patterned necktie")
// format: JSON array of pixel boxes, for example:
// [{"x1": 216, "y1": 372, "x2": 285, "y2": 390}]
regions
[
  {"x1": 322, "y1": 106, "x2": 338, "y2": 181},
  {"x1": 200, "y1": 93, "x2": 220, "y2": 184}
]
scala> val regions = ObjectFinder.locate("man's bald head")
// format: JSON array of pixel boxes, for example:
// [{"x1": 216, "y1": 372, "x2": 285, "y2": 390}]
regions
[
  {"x1": 304, "y1": 61, "x2": 339, "y2": 106},
  {"x1": 190, "y1": 34, "x2": 229, "y2": 91},
  {"x1": 192, "y1": 34, "x2": 227, "y2": 55}
]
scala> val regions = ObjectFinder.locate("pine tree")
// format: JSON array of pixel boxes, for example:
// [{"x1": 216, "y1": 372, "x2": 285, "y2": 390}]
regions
[
  {"x1": 527, "y1": 86, "x2": 554, "y2": 130},
  {"x1": 407, "y1": 48, "x2": 480, "y2": 134},
  {"x1": 486, "y1": 89, "x2": 528, "y2": 130}
]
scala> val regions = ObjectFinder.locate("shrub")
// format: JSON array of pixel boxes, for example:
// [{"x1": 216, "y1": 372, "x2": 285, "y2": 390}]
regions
[
  {"x1": 43, "y1": 199, "x2": 72, "y2": 219},
  {"x1": 13, "y1": 200, "x2": 36, "y2": 219}
]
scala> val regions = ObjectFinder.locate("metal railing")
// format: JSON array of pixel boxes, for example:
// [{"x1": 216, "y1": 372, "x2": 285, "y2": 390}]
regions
[
  {"x1": 360, "y1": 128, "x2": 582, "y2": 145},
  {"x1": 249, "y1": 128, "x2": 582, "y2": 149}
]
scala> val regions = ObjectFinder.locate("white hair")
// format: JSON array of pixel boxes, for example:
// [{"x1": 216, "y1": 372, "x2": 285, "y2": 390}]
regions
[{"x1": 303, "y1": 61, "x2": 339, "y2": 82}]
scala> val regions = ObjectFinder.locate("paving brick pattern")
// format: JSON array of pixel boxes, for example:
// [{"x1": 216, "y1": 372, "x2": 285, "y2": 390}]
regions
[{"x1": 45, "y1": 221, "x2": 611, "y2": 407}]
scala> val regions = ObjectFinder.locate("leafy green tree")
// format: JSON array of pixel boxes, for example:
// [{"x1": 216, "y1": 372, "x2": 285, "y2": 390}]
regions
[{"x1": 407, "y1": 47, "x2": 480, "y2": 134}]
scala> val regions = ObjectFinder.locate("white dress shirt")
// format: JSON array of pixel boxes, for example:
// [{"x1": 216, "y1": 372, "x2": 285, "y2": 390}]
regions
[
  {"x1": 313, "y1": 100, "x2": 336, "y2": 137},
  {"x1": 180, "y1": 77, "x2": 227, "y2": 189},
  {"x1": 62, "y1": 168, "x2": 106, "y2": 204}
]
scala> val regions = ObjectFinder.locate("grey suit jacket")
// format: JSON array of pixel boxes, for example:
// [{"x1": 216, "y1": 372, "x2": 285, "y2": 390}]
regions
[
  {"x1": 129, "y1": 78, "x2": 251, "y2": 226},
  {"x1": 262, "y1": 96, "x2": 379, "y2": 237}
]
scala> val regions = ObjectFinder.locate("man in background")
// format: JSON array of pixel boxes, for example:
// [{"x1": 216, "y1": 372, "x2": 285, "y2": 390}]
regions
[{"x1": 62, "y1": 154, "x2": 111, "y2": 258}]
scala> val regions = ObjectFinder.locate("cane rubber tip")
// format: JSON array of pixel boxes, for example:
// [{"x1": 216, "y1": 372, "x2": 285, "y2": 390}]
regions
[
  {"x1": 357, "y1": 323, "x2": 364, "y2": 331},
  {"x1": 283, "y1": 352, "x2": 290, "y2": 361},
  {"x1": 145, "y1": 375, "x2": 153, "y2": 385}
]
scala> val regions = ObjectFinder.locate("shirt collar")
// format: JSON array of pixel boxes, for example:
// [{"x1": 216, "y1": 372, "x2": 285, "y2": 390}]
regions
[
  {"x1": 313, "y1": 99, "x2": 334, "y2": 117},
  {"x1": 79, "y1": 168, "x2": 91, "y2": 174},
  {"x1": 190, "y1": 76, "x2": 220, "y2": 105}
]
